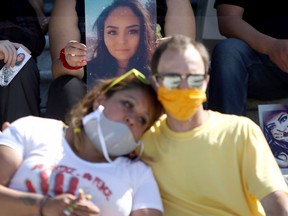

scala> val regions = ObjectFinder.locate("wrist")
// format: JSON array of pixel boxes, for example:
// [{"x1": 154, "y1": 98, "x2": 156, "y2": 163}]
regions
[
  {"x1": 59, "y1": 48, "x2": 83, "y2": 70},
  {"x1": 39, "y1": 195, "x2": 50, "y2": 216}
]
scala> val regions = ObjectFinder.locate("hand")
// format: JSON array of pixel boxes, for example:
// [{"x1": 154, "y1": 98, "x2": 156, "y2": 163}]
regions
[
  {"x1": 41, "y1": 193, "x2": 76, "y2": 216},
  {"x1": 38, "y1": 16, "x2": 50, "y2": 34},
  {"x1": 63, "y1": 40, "x2": 87, "y2": 68},
  {"x1": 0, "y1": 40, "x2": 31, "y2": 68},
  {"x1": 63, "y1": 190, "x2": 100, "y2": 216},
  {"x1": 266, "y1": 39, "x2": 288, "y2": 73}
]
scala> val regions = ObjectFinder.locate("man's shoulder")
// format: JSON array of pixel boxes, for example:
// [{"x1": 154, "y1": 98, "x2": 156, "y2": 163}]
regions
[{"x1": 209, "y1": 110, "x2": 257, "y2": 128}]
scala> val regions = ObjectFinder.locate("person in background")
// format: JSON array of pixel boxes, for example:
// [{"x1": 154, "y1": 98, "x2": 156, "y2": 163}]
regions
[
  {"x1": 139, "y1": 34, "x2": 288, "y2": 215},
  {"x1": 45, "y1": 0, "x2": 195, "y2": 122},
  {"x1": 207, "y1": 0, "x2": 288, "y2": 116},
  {"x1": 0, "y1": 69, "x2": 163, "y2": 216},
  {"x1": 0, "y1": 0, "x2": 46, "y2": 127}
]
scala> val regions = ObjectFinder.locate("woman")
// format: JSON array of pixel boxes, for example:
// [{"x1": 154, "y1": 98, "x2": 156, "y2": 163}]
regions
[
  {"x1": 0, "y1": 69, "x2": 163, "y2": 216},
  {"x1": 263, "y1": 107, "x2": 288, "y2": 168},
  {"x1": 86, "y1": 0, "x2": 154, "y2": 88}
]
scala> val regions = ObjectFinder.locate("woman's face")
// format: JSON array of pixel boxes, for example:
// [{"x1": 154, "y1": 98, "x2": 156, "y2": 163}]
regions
[
  {"x1": 266, "y1": 112, "x2": 288, "y2": 142},
  {"x1": 95, "y1": 88, "x2": 151, "y2": 141},
  {"x1": 17, "y1": 53, "x2": 25, "y2": 63},
  {"x1": 104, "y1": 6, "x2": 140, "y2": 67}
]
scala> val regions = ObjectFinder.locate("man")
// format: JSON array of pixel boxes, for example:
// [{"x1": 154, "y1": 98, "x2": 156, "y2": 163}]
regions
[
  {"x1": 207, "y1": 0, "x2": 288, "y2": 115},
  {"x1": 140, "y1": 34, "x2": 288, "y2": 215}
]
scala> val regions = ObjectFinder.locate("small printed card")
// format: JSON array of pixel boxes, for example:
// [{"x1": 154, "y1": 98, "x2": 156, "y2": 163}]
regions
[{"x1": 0, "y1": 47, "x2": 31, "y2": 87}]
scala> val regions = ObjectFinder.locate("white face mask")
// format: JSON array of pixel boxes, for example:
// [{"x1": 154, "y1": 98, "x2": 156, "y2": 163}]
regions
[{"x1": 82, "y1": 105, "x2": 143, "y2": 162}]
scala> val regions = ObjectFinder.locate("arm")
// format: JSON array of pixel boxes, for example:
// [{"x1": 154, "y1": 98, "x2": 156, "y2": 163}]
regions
[
  {"x1": 0, "y1": 141, "x2": 95, "y2": 215},
  {"x1": 217, "y1": 4, "x2": 288, "y2": 73},
  {"x1": 261, "y1": 190, "x2": 288, "y2": 216},
  {"x1": 128, "y1": 164, "x2": 163, "y2": 216},
  {"x1": 164, "y1": 0, "x2": 196, "y2": 39},
  {"x1": 49, "y1": 0, "x2": 86, "y2": 79},
  {"x1": 28, "y1": 0, "x2": 45, "y2": 17},
  {"x1": 28, "y1": 0, "x2": 49, "y2": 33},
  {"x1": 0, "y1": 145, "x2": 43, "y2": 216}
]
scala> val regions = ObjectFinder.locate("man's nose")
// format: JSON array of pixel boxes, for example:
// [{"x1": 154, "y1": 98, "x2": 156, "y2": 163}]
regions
[{"x1": 179, "y1": 78, "x2": 189, "y2": 89}]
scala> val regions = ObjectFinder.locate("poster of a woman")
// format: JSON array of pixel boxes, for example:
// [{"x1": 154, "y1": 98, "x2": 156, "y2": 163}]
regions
[
  {"x1": 85, "y1": 0, "x2": 156, "y2": 90},
  {"x1": 259, "y1": 103, "x2": 288, "y2": 168}
]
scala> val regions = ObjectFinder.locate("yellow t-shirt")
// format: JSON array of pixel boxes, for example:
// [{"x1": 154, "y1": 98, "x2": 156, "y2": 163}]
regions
[{"x1": 140, "y1": 111, "x2": 288, "y2": 216}]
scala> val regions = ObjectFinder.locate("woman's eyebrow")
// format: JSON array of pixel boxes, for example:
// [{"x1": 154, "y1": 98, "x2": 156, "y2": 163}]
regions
[
  {"x1": 127, "y1": 24, "x2": 140, "y2": 28},
  {"x1": 106, "y1": 25, "x2": 118, "y2": 29},
  {"x1": 278, "y1": 113, "x2": 287, "y2": 122}
]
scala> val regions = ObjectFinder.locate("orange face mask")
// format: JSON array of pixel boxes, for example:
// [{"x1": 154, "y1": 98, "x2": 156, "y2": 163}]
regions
[{"x1": 157, "y1": 86, "x2": 207, "y2": 121}]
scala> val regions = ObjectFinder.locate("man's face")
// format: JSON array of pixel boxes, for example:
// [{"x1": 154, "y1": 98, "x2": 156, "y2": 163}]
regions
[{"x1": 156, "y1": 45, "x2": 207, "y2": 90}]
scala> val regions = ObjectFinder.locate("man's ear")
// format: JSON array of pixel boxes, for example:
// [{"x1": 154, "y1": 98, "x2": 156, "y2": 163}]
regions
[
  {"x1": 92, "y1": 92, "x2": 106, "y2": 110},
  {"x1": 149, "y1": 75, "x2": 159, "y2": 91}
]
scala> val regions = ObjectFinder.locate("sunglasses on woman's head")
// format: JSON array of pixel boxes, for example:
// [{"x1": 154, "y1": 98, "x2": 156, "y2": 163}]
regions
[
  {"x1": 104, "y1": 68, "x2": 149, "y2": 93},
  {"x1": 155, "y1": 73, "x2": 205, "y2": 89}
]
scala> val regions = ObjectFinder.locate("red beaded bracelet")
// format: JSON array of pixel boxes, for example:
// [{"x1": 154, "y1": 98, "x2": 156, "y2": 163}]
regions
[{"x1": 59, "y1": 48, "x2": 83, "y2": 70}]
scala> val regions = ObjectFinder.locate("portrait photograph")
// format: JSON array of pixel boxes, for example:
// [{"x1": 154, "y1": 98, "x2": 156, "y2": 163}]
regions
[{"x1": 85, "y1": 0, "x2": 157, "y2": 90}]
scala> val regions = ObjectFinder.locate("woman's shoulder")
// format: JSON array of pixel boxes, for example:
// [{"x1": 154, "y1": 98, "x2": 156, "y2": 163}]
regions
[
  {"x1": 9, "y1": 116, "x2": 64, "y2": 134},
  {"x1": 12, "y1": 115, "x2": 62, "y2": 125}
]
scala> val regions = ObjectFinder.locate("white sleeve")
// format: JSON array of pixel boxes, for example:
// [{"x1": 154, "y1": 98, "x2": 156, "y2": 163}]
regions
[
  {"x1": 131, "y1": 162, "x2": 163, "y2": 212},
  {"x1": 0, "y1": 117, "x2": 29, "y2": 156}
]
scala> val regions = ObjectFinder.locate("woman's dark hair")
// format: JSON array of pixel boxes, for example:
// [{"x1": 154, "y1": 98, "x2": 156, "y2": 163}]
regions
[{"x1": 92, "y1": 0, "x2": 154, "y2": 76}]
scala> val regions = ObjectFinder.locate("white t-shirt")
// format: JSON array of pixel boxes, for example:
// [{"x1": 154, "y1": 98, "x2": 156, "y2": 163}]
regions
[{"x1": 0, "y1": 116, "x2": 163, "y2": 215}]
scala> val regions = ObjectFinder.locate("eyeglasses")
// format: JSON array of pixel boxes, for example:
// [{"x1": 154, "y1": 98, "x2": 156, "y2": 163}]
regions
[
  {"x1": 104, "y1": 68, "x2": 149, "y2": 93},
  {"x1": 156, "y1": 73, "x2": 205, "y2": 89}
]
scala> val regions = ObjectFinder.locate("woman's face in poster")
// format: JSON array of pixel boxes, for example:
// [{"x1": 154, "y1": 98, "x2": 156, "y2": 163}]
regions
[
  {"x1": 104, "y1": 6, "x2": 140, "y2": 66},
  {"x1": 17, "y1": 53, "x2": 25, "y2": 63},
  {"x1": 266, "y1": 111, "x2": 288, "y2": 142}
]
